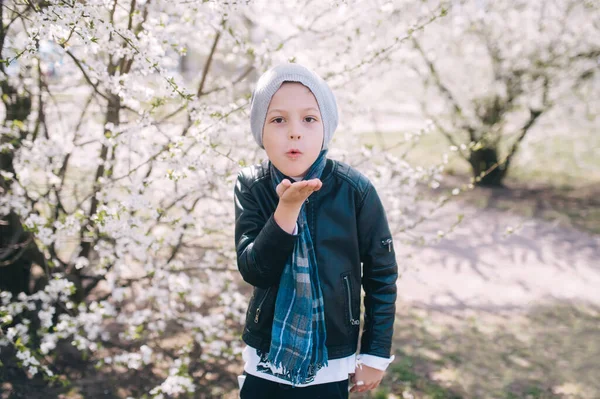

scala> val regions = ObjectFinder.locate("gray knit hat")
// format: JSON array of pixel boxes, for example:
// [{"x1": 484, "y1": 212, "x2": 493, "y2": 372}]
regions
[{"x1": 249, "y1": 63, "x2": 339, "y2": 149}]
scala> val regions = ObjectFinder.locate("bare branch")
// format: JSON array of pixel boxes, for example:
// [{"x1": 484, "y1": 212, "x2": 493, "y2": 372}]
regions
[
  {"x1": 64, "y1": 49, "x2": 110, "y2": 102},
  {"x1": 167, "y1": 196, "x2": 203, "y2": 263},
  {"x1": 202, "y1": 65, "x2": 254, "y2": 96},
  {"x1": 412, "y1": 38, "x2": 467, "y2": 121},
  {"x1": 0, "y1": 236, "x2": 32, "y2": 267},
  {"x1": 425, "y1": 112, "x2": 469, "y2": 160},
  {"x1": 177, "y1": 23, "x2": 222, "y2": 138},
  {"x1": 158, "y1": 64, "x2": 253, "y2": 124},
  {"x1": 503, "y1": 75, "x2": 551, "y2": 170},
  {"x1": 197, "y1": 28, "x2": 222, "y2": 98},
  {"x1": 325, "y1": 10, "x2": 445, "y2": 82}
]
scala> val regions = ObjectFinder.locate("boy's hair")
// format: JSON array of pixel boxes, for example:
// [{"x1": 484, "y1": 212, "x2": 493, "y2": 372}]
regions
[{"x1": 249, "y1": 63, "x2": 339, "y2": 149}]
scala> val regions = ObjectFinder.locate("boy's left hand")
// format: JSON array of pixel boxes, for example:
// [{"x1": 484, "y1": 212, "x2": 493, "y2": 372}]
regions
[{"x1": 349, "y1": 363, "x2": 384, "y2": 393}]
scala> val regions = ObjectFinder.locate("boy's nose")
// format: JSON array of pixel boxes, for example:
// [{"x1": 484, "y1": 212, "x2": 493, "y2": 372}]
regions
[{"x1": 288, "y1": 123, "x2": 302, "y2": 140}]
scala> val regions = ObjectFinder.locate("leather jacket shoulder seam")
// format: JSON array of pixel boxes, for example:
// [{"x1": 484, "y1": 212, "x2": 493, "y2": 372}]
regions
[
  {"x1": 357, "y1": 182, "x2": 373, "y2": 209},
  {"x1": 240, "y1": 164, "x2": 271, "y2": 191},
  {"x1": 247, "y1": 172, "x2": 271, "y2": 190},
  {"x1": 332, "y1": 161, "x2": 370, "y2": 198}
]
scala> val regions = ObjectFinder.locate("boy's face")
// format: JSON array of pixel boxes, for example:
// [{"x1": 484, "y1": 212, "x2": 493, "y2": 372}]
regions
[{"x1": 263, "y1": 82, "x2": 324, "y2": 178}]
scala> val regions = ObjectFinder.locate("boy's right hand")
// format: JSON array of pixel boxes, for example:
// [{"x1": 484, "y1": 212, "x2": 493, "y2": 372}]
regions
[{"x1": 276, "y1": 178, "x2": 322, "y2": 206}]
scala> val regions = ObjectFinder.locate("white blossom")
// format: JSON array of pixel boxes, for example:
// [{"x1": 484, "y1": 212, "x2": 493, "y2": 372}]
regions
[{"x1": 1, "y1": 0, "x2": 595, "y2": 395}]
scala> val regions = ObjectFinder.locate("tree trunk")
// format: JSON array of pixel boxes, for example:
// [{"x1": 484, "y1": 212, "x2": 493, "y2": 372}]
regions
[
  {"x1": 0, "y1": 22, "x2": 37, "y2": 295},
  {"x1": 468, "y1": 146, "x2": 507, "y2": 187},
  {"x1": 0, "y1": 213, "x2": 33, "y2": 296}
]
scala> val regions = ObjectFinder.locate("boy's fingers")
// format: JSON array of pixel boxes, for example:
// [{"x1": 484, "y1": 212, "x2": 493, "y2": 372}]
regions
[
  {"x1": 296, "y1": 185, "x2": 311, "y2": 195},
  {"x1": 276, "y1": 179, "x2": 292, "y2": 196},
  {"x1": 351, "y1": 380, "x2": 366, "y2": 393},
  {"x1": 288, "y1": 181, "x2": 307, "y2": 193},
  {"x1": 314, "y1": 179, "x2": 323, "y2": 191},
  {"x1": 305, "y1": 189, "x2": 317, "y2": 199},
  {"x1": 281, "y1": 179, "x2": 322, "y2": 202},
  {"x1": 307, "y1": 180, "x2": 322, "y2": 192}
]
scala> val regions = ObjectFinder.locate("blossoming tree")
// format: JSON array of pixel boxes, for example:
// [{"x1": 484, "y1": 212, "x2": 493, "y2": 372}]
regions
[
  {"x1": 406, "y1": 0, "x2": 599, "y2": 186},
  {"x1": 0, "y1": 0, "x2": 449, "y2": 397}
]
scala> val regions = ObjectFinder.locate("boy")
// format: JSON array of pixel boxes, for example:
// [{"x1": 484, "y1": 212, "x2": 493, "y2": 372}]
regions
[{"x1": 235, "y1": 63, "x2": 397, "y2": 398}]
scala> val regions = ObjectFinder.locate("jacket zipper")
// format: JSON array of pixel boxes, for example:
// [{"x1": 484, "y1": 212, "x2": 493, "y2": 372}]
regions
[
  {"x1": 382, "y1": 238, "x2": 393, "y2": 252},
  {"x1": 343, "y1": 275, "x2": 360, "y2": 326},
  {"x1": 254, "y1": 287, "x2": 271, "y2": 324}
]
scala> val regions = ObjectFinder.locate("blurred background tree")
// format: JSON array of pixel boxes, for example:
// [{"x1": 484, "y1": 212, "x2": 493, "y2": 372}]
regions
[{"x1": 408, "y1": 0, "x2": 599, "y2": 186}]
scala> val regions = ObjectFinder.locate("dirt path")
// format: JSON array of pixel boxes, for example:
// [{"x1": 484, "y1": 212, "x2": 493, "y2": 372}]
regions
[
  {"x1": 378, "y1": 201, "x2": 600, "y2": 398},
  {"x1": 397, "y1": 201, "x2": 600, "y2": 311}
]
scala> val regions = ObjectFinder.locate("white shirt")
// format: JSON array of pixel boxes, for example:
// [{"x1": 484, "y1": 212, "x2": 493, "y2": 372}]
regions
[{"x1": 243, "y1": 345, "x2": 395, "y2": 387}]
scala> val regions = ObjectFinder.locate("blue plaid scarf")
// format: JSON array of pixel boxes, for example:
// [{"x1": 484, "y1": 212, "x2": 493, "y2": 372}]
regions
[{"x1": 265, "y1": 149, "x2": 329, "y2": 385}]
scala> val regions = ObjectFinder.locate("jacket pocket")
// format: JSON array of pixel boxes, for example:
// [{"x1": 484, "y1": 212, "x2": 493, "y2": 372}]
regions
[
  {"x1": 245, "y1": 286, "x2": 272, "y2": 333},
  {"x1": 342, "y1": 272, "x2": 360, "y2": 328},
  {"x1": 253, "y1": 286, "x2": 271, "y2": 324}
]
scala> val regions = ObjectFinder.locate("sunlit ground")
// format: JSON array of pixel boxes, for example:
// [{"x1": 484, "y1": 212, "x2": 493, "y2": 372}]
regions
[{"x1": 354, "y1": 301, "x2": 600, "y2": 399}]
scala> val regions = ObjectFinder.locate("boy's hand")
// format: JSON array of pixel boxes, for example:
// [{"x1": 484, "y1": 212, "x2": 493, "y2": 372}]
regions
[
  {"x1": 273, "y1": 178, "x2": 322, "y2": 234},
  {"x1": 349, "y1": 364, "x2": 385, "y2": 393},
  {"x1": 276, "y1": 178, "x2": 322, "y2": 206}
]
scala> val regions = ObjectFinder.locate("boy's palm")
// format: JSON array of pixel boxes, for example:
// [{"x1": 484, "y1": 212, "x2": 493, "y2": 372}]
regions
[{"x1": 276, "y1": 179, "x2": 322, "y2": 205}]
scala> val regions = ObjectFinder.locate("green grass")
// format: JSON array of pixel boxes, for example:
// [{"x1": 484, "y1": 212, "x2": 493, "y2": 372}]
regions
[
  {"x1": 455, "y1": 182, "x2": 600, "y2": 235},
  {"x1": 353, "y1": 301, "x2": 599, "y2": 399},
  {"x1": 360, "y1": 130, "x2": 600, "y2": 235},
  {"x1": 359, "y1": 130, "x2": 600, "y2": 188},
  {"x1": 387, "y1": 354, "x2": 462, "y2": 398}
]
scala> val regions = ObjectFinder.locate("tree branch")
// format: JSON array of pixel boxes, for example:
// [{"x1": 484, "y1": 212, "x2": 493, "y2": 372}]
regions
[
  {"x1": 158, "y1": 64, "x2": 252, "y2": 124},
  {"x1": 197, "y1": 28, "x2": 221, "y2": 98},
  {"x1": 412, "y1": 37, "x2": 476, "y2": 142},
  {"x1": 64, "y1": 50, "x2": 110, "y2": 102},
  {"x1": 166, "y1": 196, "x2": 202, "y2": 263},
  {"x1": 425, "y1": 111, "x2": 469, "y2": 160},
  {"x1": 504, "y1": 109, "x2": 542, "y2": 165}
]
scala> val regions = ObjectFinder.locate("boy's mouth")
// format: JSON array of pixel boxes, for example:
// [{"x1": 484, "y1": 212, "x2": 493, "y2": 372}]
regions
[{"x1": 286, "y1": 149, "x2": 302, "y2": 159}]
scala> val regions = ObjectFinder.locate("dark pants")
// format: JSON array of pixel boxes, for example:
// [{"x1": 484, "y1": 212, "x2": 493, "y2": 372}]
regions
[{"x1": 240, "y1": 372, "x2": 349, "y2": 399}]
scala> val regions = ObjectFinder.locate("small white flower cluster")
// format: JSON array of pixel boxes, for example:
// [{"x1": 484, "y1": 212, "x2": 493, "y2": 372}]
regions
[
  {"x1": 103, "y1": 345, "x2": 153, "y2": 370},
  {"x1": 53, "y1": 213, "x2": 83, "y2": 236},
  {"x1": 4, "y1": 321, "x2": 52, "y2": 377},
  {"x1": 16, "y1": 348, "x2": 41, "y2": 376},
  {"x1": 7, "y1": 322, "x2": 30, "y2": 344},
  {"x1": 149, "y1": 356, "x2": 195, "y2": 398},
  {"x1": 1, "y1": 277, "x2": 116, "y2": 376},
  {"x1": 149, "y1": 375, "x2": 196, "y2": 398},
  {"x1": 0, "y1": 181, "x2": 30, "y2": 217}
]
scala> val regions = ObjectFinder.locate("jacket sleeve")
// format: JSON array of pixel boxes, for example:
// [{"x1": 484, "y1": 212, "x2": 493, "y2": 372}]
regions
[
  {"x1": 357, "y1": 183, "x2": 398, "y2": 359},
  {"x1": 234, "y1": 173, "x2": 298, "y2": 288}
]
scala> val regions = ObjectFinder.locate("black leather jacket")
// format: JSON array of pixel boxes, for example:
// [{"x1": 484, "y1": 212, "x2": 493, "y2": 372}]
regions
[{"x1": 234, "y1": 158, "x2": 397, "y2": 360}]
